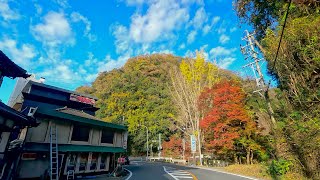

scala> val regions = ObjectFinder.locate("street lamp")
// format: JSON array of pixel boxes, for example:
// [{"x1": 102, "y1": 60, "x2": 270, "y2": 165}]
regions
[{"x1": 140, "y1": 125, "x2": 149, "y2": 161}]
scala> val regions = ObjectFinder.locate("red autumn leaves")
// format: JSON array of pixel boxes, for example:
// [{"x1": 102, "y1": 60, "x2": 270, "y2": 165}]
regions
[{"x1": 198, "y1": 80, "x2": 254, "y2": 153}]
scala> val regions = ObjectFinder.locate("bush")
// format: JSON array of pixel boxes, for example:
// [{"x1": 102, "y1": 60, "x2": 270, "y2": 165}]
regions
[{"x1": 268, "y1": 159, "x2": 292, "y2": 177}]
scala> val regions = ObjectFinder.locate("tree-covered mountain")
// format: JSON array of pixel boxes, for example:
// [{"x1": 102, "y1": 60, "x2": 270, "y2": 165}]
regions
[
  {"x1": 77, "y1": 53, "x2": 272, "y2": 163},
  {"x1": 77, "y1": 54, "x2": 180, "y2": 154}
]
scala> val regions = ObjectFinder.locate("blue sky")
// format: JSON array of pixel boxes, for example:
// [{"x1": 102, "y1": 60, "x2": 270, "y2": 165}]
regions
[{"x1": 0, "y1": 0, "x2": 271, "y2": 103}]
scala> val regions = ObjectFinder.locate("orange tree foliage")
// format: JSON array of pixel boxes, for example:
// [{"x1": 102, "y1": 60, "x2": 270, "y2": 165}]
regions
[
  {"x1": 162, "y1": 135, "x2": 191, "y2": 159},
  {"x1": 198, "y1": 80, "x2": 259, "y2": 157}
]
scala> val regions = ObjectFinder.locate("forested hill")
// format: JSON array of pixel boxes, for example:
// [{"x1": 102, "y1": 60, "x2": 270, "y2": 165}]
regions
[{"x1": 76, "y1": 54, "x2": 181, "y2": 153}]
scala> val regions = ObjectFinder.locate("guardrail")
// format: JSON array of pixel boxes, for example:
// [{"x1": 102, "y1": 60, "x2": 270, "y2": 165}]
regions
[
  {"x1": 148, "y1": 157, "x2": 187, "y2": 164},
  {"x1": 129, "y1": 156, "x2": 229, "y2": 167}
]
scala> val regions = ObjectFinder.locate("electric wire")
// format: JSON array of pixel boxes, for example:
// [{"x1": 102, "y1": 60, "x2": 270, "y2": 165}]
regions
[{"x1": 271, "y1": 0, "x2": 292, "y2": 71}]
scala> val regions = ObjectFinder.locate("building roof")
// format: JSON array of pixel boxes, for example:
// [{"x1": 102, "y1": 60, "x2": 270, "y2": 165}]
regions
[
  {"x1": 0, "y1": 50, "x2": 30, "y2": 79},
  {"x1": 36, "y1": 105, "x2": 127, "y2": 131},
  {"x1": 56, "y1": 107, "x2": 100, "y2": 120},
  {"x1": 0, "y1": 101, "x2": 37, "y2": 127},
  {"x1": 24, "y1": 142, "x2": 126, "y2": 153},
  {"x1": 27, "y1": 80, "x2": 98, "y2": 100}
]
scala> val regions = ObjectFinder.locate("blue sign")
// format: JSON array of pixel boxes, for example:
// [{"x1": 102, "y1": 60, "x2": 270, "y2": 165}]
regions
[{"x1": 190, "y1": 135, "x2": 196, "y2": 152}]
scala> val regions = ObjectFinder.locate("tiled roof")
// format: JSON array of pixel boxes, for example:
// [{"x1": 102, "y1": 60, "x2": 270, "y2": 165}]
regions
[
  {"x1": 56, "y1": 107, "x2": 100, "y2": 121},
  {"x1": 34, "y1": 104, "x2": 126, "y2": 131}
]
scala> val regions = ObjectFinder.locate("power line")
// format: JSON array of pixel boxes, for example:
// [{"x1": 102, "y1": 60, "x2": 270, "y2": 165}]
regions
[{"x1": 271, "y1": 0, "x2": 293, "y2": 71}]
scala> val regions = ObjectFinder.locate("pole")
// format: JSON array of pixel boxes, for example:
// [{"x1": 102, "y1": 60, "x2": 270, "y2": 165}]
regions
[
  {"x1": 158, "y1": 134, "x2": 161, "y2": 158},
  {"x1": 140, "y1": 125, "x2": 149, "y2": 161},
  {"x1": 182, "y1": 138, "x2": 185, "y2": 160},
  {"x1": 151, "y1": 143, "x2": 153, "y2": 158},
  {"x1": 246, "y1": 30, "x2": 265, "y2": 87},
  {"x1": 242, "y1": 30, "x2": 277, "y2": 127},
  {"x1": 146, "y1": 127, "x2": 149, "y2": 161}
]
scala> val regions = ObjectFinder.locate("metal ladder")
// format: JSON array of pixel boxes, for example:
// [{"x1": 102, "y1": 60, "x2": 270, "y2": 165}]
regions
[
  {"x1": 50, "y1": 124, "x2": 59, "y2": 180},
  {"x1": 67, "y1": 170, "x2": 75, "y2": 180}
]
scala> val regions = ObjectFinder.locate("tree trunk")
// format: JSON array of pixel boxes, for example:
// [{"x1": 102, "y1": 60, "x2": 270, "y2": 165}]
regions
[
  {"x1": 234, "y1": 154, "x2": 239, "y2": 164},
  {"x1": 250, "y1": 149, "x2": 254, "y2": 164},
  {"x1": 246, "y1": 148, "x2": 250, "y2": 164},
  {"x1": 197, "y1": 130, "x2": 203, "y2": 166}
]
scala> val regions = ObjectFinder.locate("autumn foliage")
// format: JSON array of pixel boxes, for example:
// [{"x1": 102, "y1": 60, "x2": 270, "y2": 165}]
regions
[
  {"x1": 162, "y1": 135, "x2": 191, "y2": 159},
  {"x1": 198, "y1": 80, "x2": 256, "y2": 155}
]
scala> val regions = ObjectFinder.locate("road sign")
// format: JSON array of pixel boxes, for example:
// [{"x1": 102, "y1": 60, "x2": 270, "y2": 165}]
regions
[
  {"x1": 190, "y1": 135, "x2": 196, "y2": 152},
  {"x1": 123, "y1": 132, "x2": 128, "y2": 149}
]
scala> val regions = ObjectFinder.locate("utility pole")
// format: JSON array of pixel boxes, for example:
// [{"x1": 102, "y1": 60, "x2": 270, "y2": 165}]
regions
[
  {"x1": 241, "y1": 30, "x2": 277, "y2": 128},
  {"x1": 158, "y1": 134, "x2": 162, "y2": 158},
  {"x1": 182, "y1": 138, "x2": 185, "y2": 160},
  {"x1": 141, "y1": 125, "x2": 149, "y2": 161}
]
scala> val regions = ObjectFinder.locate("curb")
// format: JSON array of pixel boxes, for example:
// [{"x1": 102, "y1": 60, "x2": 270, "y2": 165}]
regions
[{"x1": 123, "y1": 168, "x2": 132, "y2": 180}]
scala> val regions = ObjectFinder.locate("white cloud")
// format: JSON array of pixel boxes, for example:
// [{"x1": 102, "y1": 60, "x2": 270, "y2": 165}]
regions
[
  {"x1": 202, "y1": 16, "x2": 220, "y2": 35},
  {"x1": 39, "y1": 62, "x2": 79, "y2": 84},
  {"x1": 129, "y1": 0, "x2": 189, "y2": 43},
  {"x1": 200, "y1": 44, "x2": 208, "y2": 50},
  {"x1": 53, "y1": 0, "x2": 69, "y2": 8},
  {"x1": 217, "y1": 27, "x2": 226, "y2": 34},
  {"x1": 71, "y1": 12, "x2": 97, "y2": 41},
  {"x1": 0, "y1": 38, "x2": 36, "y2": 67},
  {"x1": 187, "y1": 30, "x2": 197, "y2": 44},
  {"x1": 31, "y1": 12, "x2": 74, "y2": 47},
  {"x1": 219, "y1": 34, "x2": 230, "y2": 44},
  {"x1": 230, "y1": 27, "x2": 237, "y2": 32},
  {"x1": 192, "y1": 7, "x2": 207, "y2": 29},
  {"x1": 209, "y1": 46, "x2": 236, "y2": 57},
  {"x1": 0, "y1": 0, "x2": 20, "y2": 21},
  {"x1": 112, "y1": 24, "x2": 132, "y2": 54},
  {"x1": 97, "y1": 54, "x2": 130, "y2": 72},
  {"x1": 34, "y1": 4, "x2": 42, "y2": 15},
  {"x1": 218, "y1": 57, "x2": 236, "y2": 69},
  {"x1": 184, "y1": 49, "x2": 195, "y2": 57},
  {"x1": 179, "y1": 43, "x2": 186, "y2": 50},
  {"x1": 209, "y1": 46, "x2": 237, "y2": 68},
  {"x1": 126, "y1": 0, "x2": 146, "y2": 6},
  {"x1": 212, "y1": 16, "x2": 220, "y2": 24}
]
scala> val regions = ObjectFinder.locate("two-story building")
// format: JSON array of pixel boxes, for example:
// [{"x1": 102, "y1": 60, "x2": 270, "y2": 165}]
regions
[{"x1": 9, "y1": 79, "x2": 128, "y2": 179}]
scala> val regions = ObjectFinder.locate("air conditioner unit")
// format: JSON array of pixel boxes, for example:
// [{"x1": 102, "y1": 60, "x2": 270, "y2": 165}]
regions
[{"x1": 27, "y1": 107, "x2": 38, "y2": 117}]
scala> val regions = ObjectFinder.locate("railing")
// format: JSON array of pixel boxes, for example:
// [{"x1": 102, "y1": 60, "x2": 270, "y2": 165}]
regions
[
  {"x1": 148, "y1": 157, "x2": 187, "y2": 164},
  {"x1": 129, "y1": 156, "x2": 229, "y2": 167}
]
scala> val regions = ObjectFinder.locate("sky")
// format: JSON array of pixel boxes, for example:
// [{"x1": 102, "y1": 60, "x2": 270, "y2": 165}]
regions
[{"x1": 0, "y1": 0, "x2": 271, "y2": 104}]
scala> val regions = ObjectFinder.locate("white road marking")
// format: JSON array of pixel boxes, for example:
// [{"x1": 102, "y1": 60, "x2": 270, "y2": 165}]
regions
[
  {"x1": 163, "y1": 166, "x2": 194, "y2": 180},
  {"x1": 124, "y1": 168, "x2": 132, "y2": 180}
]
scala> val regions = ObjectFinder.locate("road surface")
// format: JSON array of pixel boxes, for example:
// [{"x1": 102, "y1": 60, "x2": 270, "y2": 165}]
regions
[{"x1": 124, "y1": 161, "x2": 257, "y2": 180}]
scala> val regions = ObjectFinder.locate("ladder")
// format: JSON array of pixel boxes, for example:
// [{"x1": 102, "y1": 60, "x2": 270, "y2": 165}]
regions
[
  {"x1": 67, "y1": 170, "x2": 75, "y2": 180},
  {"x1": 50, "y1": 124, "x2": 59, "y2": 180}
]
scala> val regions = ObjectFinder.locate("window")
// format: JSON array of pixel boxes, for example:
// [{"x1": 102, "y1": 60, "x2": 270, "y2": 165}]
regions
[
  {"x1": 101, "y1": 131, "x2": 114, "y2": 144},
  {"x1": 90, "y1": 153, "x2": 98, "y2": 170},
  {"x1": 71, "y1": 125, "x2": 90, "y2": 142},
  {"x1": 66, "y1": 153, "x2": 77, "y2": 172},
  {"x1": 79, "y1": 153, "x2": 88, "y2": 172},
  {"x1": 99, "y1": 153, "x2": 107, "y2": 170}
]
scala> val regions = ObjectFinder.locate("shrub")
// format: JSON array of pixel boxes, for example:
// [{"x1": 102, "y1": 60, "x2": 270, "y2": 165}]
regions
[{"x1": 268, "y1": 159, "x2": 292, "y2": 177}]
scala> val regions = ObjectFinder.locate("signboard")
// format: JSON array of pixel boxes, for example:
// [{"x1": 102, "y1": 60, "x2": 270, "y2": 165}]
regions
[
  {"x1": 70, "y1": 94, "x2": 95, "y2": 105},
  {"x1": 190, "y1": 135, "x2": 196, "y2": 152},
  {"x1": 123, "y1": 132, "x2": 128, "y2": 150}
]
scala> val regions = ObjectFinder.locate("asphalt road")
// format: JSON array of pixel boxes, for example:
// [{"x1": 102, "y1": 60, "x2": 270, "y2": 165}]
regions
[{"x1": 124, "y1": 161, "x2": 257, "y2": 180}]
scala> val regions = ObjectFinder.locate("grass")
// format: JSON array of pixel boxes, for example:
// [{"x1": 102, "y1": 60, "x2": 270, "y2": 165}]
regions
[
  {"x1": 221, "y1": 164, "x2": 272, "y2": 180},
  {"x1": 219, "y1": 164, "x2": 309, "y2": 180}
]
